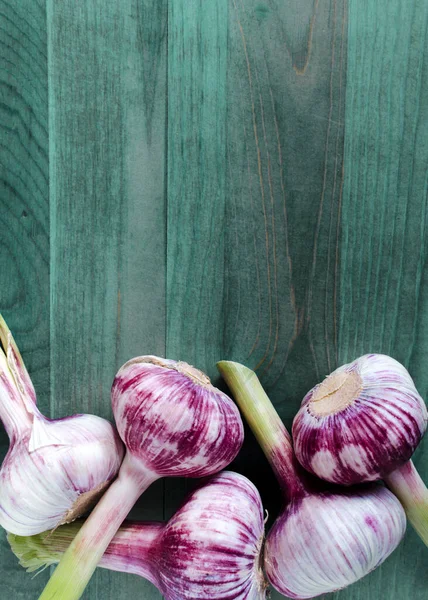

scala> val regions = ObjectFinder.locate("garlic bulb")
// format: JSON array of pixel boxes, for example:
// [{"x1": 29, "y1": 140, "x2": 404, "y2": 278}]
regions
[
  {"x1": 265, "y1": 487, "x2": 405, "y2": 599},
  {"x1": 10, "y1": 471, "x2": 267, "y2": 600},
  {"x1": 39, "y1": 356, "x2": 244, "y2": 600},
  {"x1": 218, "y1": 361, "x2": 406, "y2": 599},
  {"x1": 292, "y1": 354, "x2": 428, "y2": 545},
  {"x1": 112, "y1": 357, "x2": 244, "y2": 477},
  {"x1": 0, "y1": 315, "x2": 124, "y2": 536}
]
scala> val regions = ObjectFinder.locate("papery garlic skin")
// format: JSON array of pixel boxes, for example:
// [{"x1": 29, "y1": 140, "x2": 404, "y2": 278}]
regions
[
  {"x1": 10, "y1": 472, "x2": 267, "y2": 600},
  {"x1": 112, "y1": 357, "x2": 244, "y2": 477},
  {"x1": 0, "y1": 315, "x2": 124, "y2": 536},
  {"x1": 0, "y1": 415, "x2": 123, "y2": 536},
  {"x1": 264, "y1": 486, "x2": 406, "y2": 599},
  {"x1": 292, "y1": 354, "x2": 427, "y2": 485}
]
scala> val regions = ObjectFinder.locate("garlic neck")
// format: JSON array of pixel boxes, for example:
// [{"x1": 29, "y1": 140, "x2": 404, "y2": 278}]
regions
[
  {"x1": 97, "y1": 521, "x2": 162, "y2": 587},
  {"x1": 9, "y1": 520, "x2": 163, "y2": 589},
  {"x1": 0, "y1": 353, "x2": 35, "y2": 441},
  {"x1": 309, "y1": 369, "x2": 362, "y2": 416},
  {"x1": 0, "y1": 315, "x2": 38, "y2": 441}
]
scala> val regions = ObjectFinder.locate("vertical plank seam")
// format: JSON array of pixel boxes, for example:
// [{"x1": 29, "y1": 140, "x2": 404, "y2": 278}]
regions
[
  {"x1": 163, "y1": 0, "x2": 169, "y2": 529},
  {"x1": 46, "y1": 0, "x2": 54, "y2": 423},
  {"x1": 307, "y1": 0, "x2": 336, "y2": 380}
]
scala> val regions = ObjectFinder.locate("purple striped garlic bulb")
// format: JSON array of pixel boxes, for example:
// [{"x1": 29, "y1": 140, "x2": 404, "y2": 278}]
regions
[
  {"x1": 10, "y1": 471, "x2": 267, "y2": 600},
  {"x1": 39, "y1": 356, "x2": 244, "y2": 600},
  {"x1": 112, "y1": 357, "x2": 243, "y2": 477},
  {"x1": 0, "y1": 315, "x2": 124, "y2": 536},
  {"x1": 218, "y1": 361, "x2": 406, "y2": 600},
  {"x1": 292, "y1": 354, "x2": 428, "y2": 546}
]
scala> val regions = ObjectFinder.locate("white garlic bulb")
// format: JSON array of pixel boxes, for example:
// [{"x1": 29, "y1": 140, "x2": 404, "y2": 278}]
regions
[{"x1": 265, "y1": 487, "x2": 406, "y2": 599}]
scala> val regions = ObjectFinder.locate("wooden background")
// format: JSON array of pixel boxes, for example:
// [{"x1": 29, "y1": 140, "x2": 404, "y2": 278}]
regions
[{"x1": 1, "y1": 0, "x2": 427, "y2": 598}]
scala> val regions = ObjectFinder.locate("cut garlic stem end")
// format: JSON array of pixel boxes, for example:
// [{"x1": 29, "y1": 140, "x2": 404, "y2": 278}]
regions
[
  {"x1": 309, "y1": 370, "x2": 362, "y2": 416},
  {"x1": 119, "y1": 356, "x2": 212, "y2": 387},
  {"x1": 385, "y1": 460, "x2": 428, "y2": 546}
]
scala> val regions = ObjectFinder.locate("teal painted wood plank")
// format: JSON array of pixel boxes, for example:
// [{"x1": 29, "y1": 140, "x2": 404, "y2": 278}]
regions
[
  {"x1": 167, "y1": 0, "x2": 228, "y2": 378},
  {"x1": 47, "y1": 0, "x2": 166, "y2": 598},
  {"x1": 225, "y1": 0, "x2": 346, "y2": 408},
  {"x1": 336, "y1": 1, "x2": 428, "y2": 599},
  {"x1": 0, "y1": 0, "x2": 50, "y2": 595},
  {"x1": 166, "y1": 0, "x2": 229, "y2": 515}
]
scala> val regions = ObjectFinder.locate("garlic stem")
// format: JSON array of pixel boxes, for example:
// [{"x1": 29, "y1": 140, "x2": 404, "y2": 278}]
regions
[
  {"x1": 9, "y1": 521, "x2": 162, "y2": 587},
  {"x1": 0, "y1": 316, "x2": 36, "y2": 439},
  {"x1": 385, "y1": 460, "x2": 428, "y2": 545},
  {"x1": 217, "y1": 361, "x2": 305, "y2": 501},
  {"x1": 0, "y1": 315, "x2": 37, "y2": 406},
  {"x1": 38, "y1": 453, "x2": 157, "y2": 600}
]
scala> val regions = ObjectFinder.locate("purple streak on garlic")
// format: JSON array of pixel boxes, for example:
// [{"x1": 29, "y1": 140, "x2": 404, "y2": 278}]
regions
[
  {"x1": 39, "y1": 356, "x2": 244, "y2": 600},
  {"x1": 11, "y1": 472, "x2": 266, "y2": 600},
  {"x1": 0, "y1": 315, "x2": 124, "y2": 536},
  {"x1": 217, "y1": 361, "x2": 406, "y2": 600},
  {"x1": 292, "y1": 354, "x2": 427, "y2": 484}
]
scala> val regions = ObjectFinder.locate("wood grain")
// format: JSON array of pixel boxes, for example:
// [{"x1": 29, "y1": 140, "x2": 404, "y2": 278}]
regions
[
  {"x1": 0, "y1": 0, "x2": 50, "y2": 595},
  {"x1": 224, "y1": 0, "x2": 346, "y2": 409},
  {"x1": 167, "y1": 0, "x2": 228, "y2": 378},
  {"x1": 47, "y1": 0, "x2": 166, "y2": 597}
]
